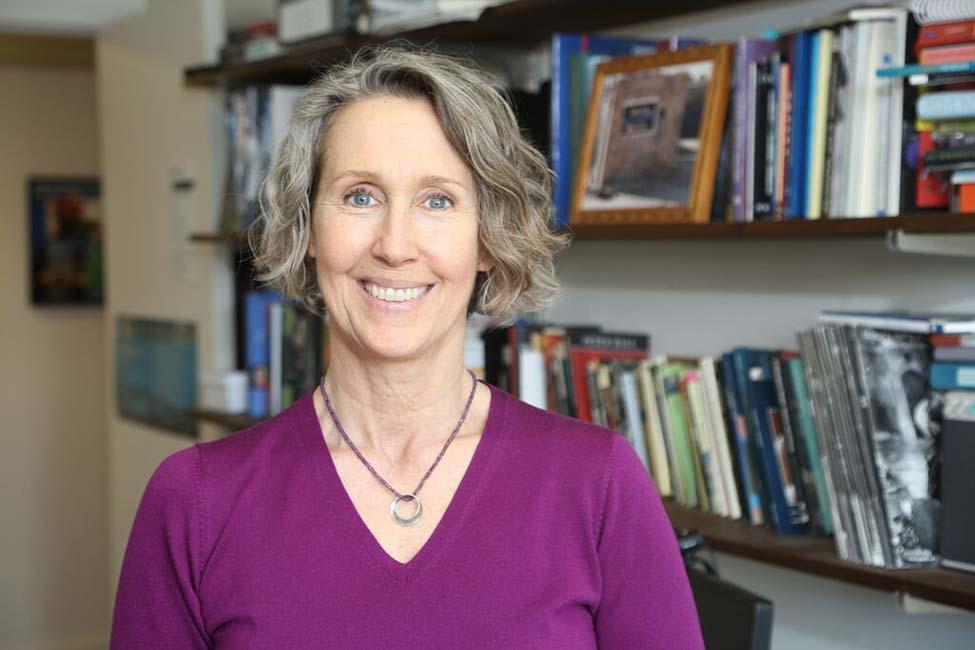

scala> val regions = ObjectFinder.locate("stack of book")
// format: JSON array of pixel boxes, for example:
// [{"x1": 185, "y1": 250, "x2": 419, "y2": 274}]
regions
[
  {"x1": 244, "y1": 291, "x2": 328, "y2": 419},
  {"x1": 879, "y1": 1, "x2": 975, "y2": 212},
  {"x1": 727, "y1": 6, "x2": 908, "y2": 221},
  {"x1": 489, "y1": 310, "x2": 975, "y2": 571},
  {"x1": 221, "y1": 85, "x2": 304, "y2": 234}
]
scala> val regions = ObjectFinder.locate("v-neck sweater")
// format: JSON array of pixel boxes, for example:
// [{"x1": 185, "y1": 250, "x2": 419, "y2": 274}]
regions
[{"x1": 110, "y1": 380, "x2": 703, "y2": 648}]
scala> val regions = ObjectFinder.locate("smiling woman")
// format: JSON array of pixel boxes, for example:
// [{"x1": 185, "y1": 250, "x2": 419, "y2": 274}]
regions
[{"x1": 109, "y1": 44, "x2": 704, "y2": 649}]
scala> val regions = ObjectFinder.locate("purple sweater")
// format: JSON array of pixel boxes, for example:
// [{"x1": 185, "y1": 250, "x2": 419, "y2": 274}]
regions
[{"x1": 110, "y1": 380, "x2": 703, "y2": 648}]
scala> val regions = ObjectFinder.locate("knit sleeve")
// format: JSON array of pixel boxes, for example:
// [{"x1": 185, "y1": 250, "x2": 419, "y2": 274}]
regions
[
  {"x1": 110, "y1": 446, "x2": 210, "y2": 649},
  {"x1": 593, "y1": 434, "x2": 704, "y2": 649}
]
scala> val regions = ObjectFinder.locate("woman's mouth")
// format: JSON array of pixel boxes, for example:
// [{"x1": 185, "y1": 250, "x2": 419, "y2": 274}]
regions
[{"x1": 359, "y1": 280, "x2": 433, "y2": 306}]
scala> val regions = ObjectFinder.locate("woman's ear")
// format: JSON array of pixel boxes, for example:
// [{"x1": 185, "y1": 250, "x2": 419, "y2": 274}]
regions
[{"x1": 477, "y1": 253, "x2": 494, "y2": 273}]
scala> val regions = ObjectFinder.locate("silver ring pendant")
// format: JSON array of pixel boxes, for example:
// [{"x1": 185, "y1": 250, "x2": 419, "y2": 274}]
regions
[{"x1": 391, "y1": 493, "x2": 423, "y2": 527}]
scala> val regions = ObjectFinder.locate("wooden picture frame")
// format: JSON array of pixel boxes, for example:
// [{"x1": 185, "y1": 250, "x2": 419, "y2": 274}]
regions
[{"x1": 570, "y1": 44, "x2": 733, "y2": 226}]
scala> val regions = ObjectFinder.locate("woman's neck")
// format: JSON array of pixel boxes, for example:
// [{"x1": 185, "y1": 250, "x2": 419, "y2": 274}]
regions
[{"x1": 319, "y1": 331, "x2": 477, "y2": 466}]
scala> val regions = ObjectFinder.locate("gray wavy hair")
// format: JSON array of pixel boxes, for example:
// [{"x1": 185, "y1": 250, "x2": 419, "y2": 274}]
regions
[{"x1": 248, "y1": 42, "x2": 571, "y2": 328}]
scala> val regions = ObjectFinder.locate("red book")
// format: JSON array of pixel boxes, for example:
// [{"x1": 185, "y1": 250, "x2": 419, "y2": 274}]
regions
[
  {"x1": 919, "y1": 42, "x2": 975, "y2": 65},
  {"x1": 916, "y1": 131, "x2": 951, "y2": 208},
  {"x1": 570, "y1": 349, "x2": 649, "y2": 424},
  {"x1": 914, "y1": 20, "x2": 975, "y2": 53},
  {"x1": 932, "y1": 334, "x2": 975, "y2": 346}
]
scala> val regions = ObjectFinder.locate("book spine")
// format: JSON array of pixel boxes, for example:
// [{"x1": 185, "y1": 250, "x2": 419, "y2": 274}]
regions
[
  {"x1": 932, "y1": 333, "x2": 975, "y2": 346},
  {"x1": 915, "y1": 19, "x2": 975, "y2": 50},
  {"x1": 752, "y1": 59, "x2": 774, "y2": 219},
  {"x1": 919, "y1": 42, "x2": 975, "y2": 65},
  {"x1": 931, "y1": 362, "x2": 975, "y2": 389},
  {"x1": 733, "y1": 39, "x2": 778, "y2": 222},
  {"x1": 786, "y1": 357, "x2": 834, "y2": 534}
]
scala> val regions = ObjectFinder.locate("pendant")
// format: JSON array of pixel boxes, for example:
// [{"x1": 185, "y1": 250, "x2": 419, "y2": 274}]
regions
[{"x1": 391, "y1": 493, "x2": 423, "y2": 527}]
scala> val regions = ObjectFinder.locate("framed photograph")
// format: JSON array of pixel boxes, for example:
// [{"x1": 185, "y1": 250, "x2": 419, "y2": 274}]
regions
[
  {"x1": 28, "y1": 176, "x2": 103, "y2": 305},
  {"x1": 570, "y1": 44, "x2": 732, "y2": 226},
  {"x1": 116, "y1": 316, "x2": 199, "y2": 438}
]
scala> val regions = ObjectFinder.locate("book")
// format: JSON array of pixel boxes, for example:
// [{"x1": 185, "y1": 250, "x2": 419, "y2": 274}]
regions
[
  {"x1": 915, "y1": 19, "x2": 975, "y2": 50},
  {"x1": 917, "y1": 90, "x2": 975, "y2": 120},
  {"x1": 721, "y1": 351, "x2": 766, "y2": 525},
  {"x1": 846, "y1": 325, "x2": 941, "y2": 567},
  {"x1": 568, "y1": 330, "x2": 650, "y2": 424},
  {"x1": 700, "y1": 356, "x2": 743, "y2": 519},
  {"x1": 245, "y1": 290, "x2": 283, "y2": 418},
  {"x1": 660, "y1": 361, "x2": 699, "y2": 507},
  {"x1": 637, "y1": 359, "x2": 673, "y2": 496},
  {"x1": 879, "y1": 60, "x2": 975, "y2": 78},
  {"x1": 919, "y1": 42, "x2": 975, "y2": 65},
  {"x1": 819, "y1": 309, "x2": 975, "y2": 334},
  {"x1": 732, "y1": 38, "x2": 780, "y2": 222},
  {"x1": 930, "y1": 362, "x2": 975, "y2": 389}
]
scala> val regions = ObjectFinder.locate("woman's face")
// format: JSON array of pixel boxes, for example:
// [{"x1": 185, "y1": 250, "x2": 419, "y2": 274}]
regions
[{"x1": 308, "y1": 95, "x2": 492, "y2": 362}]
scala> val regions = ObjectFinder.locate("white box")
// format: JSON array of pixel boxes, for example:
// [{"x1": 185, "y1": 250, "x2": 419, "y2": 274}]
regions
[
  {"x1": 200, "y1": 370, "x2": 249, "y2": 414},
  {"x1": 279, "y1": 0, "x2": 336, "y2": 44}
]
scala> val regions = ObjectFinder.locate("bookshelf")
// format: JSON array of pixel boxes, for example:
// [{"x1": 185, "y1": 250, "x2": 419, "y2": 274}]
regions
[
  {"x1": 664, "y1": 501, "x2": 975, "y2": 612},
  {"x1": 190, "y1": 212, "x2": 975, "y2": 245},
  {"x1": 184, "y1": 0, "x2": 739, "y2": 87},
  {"x1": 182, "y1": 0, "x2": 975, "y2": 627}
]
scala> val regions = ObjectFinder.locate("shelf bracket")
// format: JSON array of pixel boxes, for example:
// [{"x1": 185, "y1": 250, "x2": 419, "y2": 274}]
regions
[{"x1": 887, "y1": 230, "x2": 975, "y2": 258}]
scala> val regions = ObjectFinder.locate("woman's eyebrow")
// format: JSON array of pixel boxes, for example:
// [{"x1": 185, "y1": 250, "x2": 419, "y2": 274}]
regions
[{"x1": 330, "y1": 170, "x2": 467, "y2": 189}]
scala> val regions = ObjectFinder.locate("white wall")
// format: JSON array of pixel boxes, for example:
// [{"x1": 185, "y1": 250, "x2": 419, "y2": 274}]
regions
[
  {"x1": 545, "y1": 0, "x2": 975, "y2": 647},
  {"x1": 96, "y1": 0, "x2": 231, "y2": 624},
  {"x1": 0, "y1": 65, "x2": 107, "y2": 650}
]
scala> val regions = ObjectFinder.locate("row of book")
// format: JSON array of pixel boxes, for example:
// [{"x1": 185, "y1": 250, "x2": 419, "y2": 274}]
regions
[
  {"x1": 245, "y1": 291, "x2": 329, "y2": 419},
  {"x1": 727, "y1": 6, "x2": 908, "y2": 222},
  {"x1": 485, "y1": 311, "x2": 975, "y2": 571},
  {"x1": 221, "y1": 86, "x2": 304, "y2": 235},
  {"x1": 879, "y1": 3, "x2": 975, "y2": 212}
]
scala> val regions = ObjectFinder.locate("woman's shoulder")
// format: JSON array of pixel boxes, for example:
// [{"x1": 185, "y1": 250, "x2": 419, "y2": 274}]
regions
[
  {"x1": 494, "y1": 386, "x2": 622, "y2": 479},
  {"x1": 148, "y1": 390, "x2": 316, "y2": 506}
]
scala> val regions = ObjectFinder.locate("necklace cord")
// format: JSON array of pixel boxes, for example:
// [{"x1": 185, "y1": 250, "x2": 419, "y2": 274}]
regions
[{"x1": 319, "y1": 368, "x2": 479, "y2": 501}]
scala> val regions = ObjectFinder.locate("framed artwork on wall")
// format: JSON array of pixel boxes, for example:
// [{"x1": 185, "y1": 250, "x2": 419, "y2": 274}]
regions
[
  {"x1": 28, "y1": 176, "x2": 103, "y2": 305},
  {"x1": 570, "y1": 44, "x2": 733, "y2": 226}
]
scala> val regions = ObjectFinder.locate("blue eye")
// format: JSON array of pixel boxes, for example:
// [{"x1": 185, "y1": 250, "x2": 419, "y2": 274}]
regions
[
  {"x1": 345, "y1": 189, "x2": 377, "y2": 207},
  {"x1": 425, "y1": 194, "x2": 453, "y2": 210}
]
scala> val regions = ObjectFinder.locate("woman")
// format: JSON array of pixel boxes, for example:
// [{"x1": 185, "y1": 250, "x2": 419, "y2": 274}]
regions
[{"x1": 110, "y1": 44, "x2": 703, "y2": 648}]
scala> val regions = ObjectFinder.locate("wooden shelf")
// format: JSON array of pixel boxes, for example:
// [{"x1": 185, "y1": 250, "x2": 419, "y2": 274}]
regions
[
  {"x1": 188, "y1": 408, "x2": 262, "y2": 430},
  {"x1": 568, "y1": 212, "x2": 975, "y2": 240},
  {"x1": 190, "y1": 213, "x2": 975, "y2": 245},
  {"x1": 184, "y1": 0, "x2": 738, "y2": 87},
  {"x1": 664, "y1": 500, "x2": 975, "y2": 612}
]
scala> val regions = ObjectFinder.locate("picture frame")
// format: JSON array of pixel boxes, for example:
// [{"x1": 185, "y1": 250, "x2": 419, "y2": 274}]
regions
[
  {"x1": 570, "y1": 44, "x2": 733, "y2": 226},
  {"x1": 28, "y1": 176, "x2": 103, "y2": 305}
]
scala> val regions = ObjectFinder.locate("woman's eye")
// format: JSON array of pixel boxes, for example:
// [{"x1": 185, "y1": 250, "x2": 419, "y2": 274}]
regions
[
  {"x1": 425, "y1": 194, "x2": 453, "y2": 210},
  {"x1": 345, "y1": 190, "x2": 377, "y2": 207}
]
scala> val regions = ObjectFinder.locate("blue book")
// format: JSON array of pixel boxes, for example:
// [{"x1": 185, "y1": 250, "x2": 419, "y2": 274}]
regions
[
  {"x1": 877, "y1": 60, "x2": 975, "y2": 78},
  {"x1": 549, "y1": 34, "x2": 705, "y2": 227},
  {"x1": 786, "y1": 31, "x2": 813, "y2": 219},
  {"x1": 803, "y1": 32, "x2": 820, "y2": 218},
  {"x1": 246, "y1": 290, "x2": 283, "y2": 418},
  {"x1": 721, "y1": 352, "x2": 765, "y2": 526},
  {"x1": 930, "y1": 363, "x2": 975, "y2": 390},
  {"x1": 733, "y1": 348, "x2": 810, "y2": 535}
]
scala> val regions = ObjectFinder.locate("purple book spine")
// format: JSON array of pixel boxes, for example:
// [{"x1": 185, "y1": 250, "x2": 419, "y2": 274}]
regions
[{"x1": 733, "y1": 38, "x2": 780, "y2": 222}]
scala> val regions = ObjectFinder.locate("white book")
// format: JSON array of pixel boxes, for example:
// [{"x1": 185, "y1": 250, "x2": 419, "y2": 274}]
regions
[
  {"x1": 808, "y1": 29, "x2": 834, "y2": 219},
  {"x1": 637, "y1": 359, "x2": 672, "y2": 497},
  {"x1": 651, "y1": 355, "x2": 683, "y2": 502},
  {"x1": 700, "y1": 357, "x2": 743, "y2": 520},
  {"x1": 620, "y1": 369, "x2": 652, "y2": 476},
  {"x1": 857, "y1": 21, "x2": 885, "y2": 217},
  {"x1": 517, "y1": 347, "x2": 547, "y2": 410},
  {"x1": 844, "y1": 21, "x2": 872, "y2": 217},
  {"x1": 686, "y1": 372, "x2": 725, "y2": 515},
  {"x1": 269, "y1": 302, "x2": 284, "y2": 416}
]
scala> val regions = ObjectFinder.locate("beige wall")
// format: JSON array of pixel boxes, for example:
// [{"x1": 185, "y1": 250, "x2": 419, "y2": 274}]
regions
[
  {"x1": 96, "y1": 0, "x2": 231, "y2": 626},
  {"x1": 0, "y1": 65, "x2": 107, "y2": 649}
]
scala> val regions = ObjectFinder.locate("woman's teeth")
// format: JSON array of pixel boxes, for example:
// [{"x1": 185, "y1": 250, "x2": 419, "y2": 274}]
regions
[{"x1": 363, "y1": 282, "x2": 430, "y2": 303}]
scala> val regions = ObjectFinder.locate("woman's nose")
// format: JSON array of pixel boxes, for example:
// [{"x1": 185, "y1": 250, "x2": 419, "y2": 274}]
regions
[{"x1": 371, "y1": 199, "x2": 419, "y2": 266}]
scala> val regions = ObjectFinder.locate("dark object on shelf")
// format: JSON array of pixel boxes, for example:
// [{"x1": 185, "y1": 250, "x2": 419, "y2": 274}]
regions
[
  {"x1": 940, "y1": 393, "x2": 975, "y2": 574},
  {"x1": 676, "y1": 527, "x2": 774, "y2": 650},
  {"x1": 688, "y1": 568, "x2": 774, "y2": 650}
]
